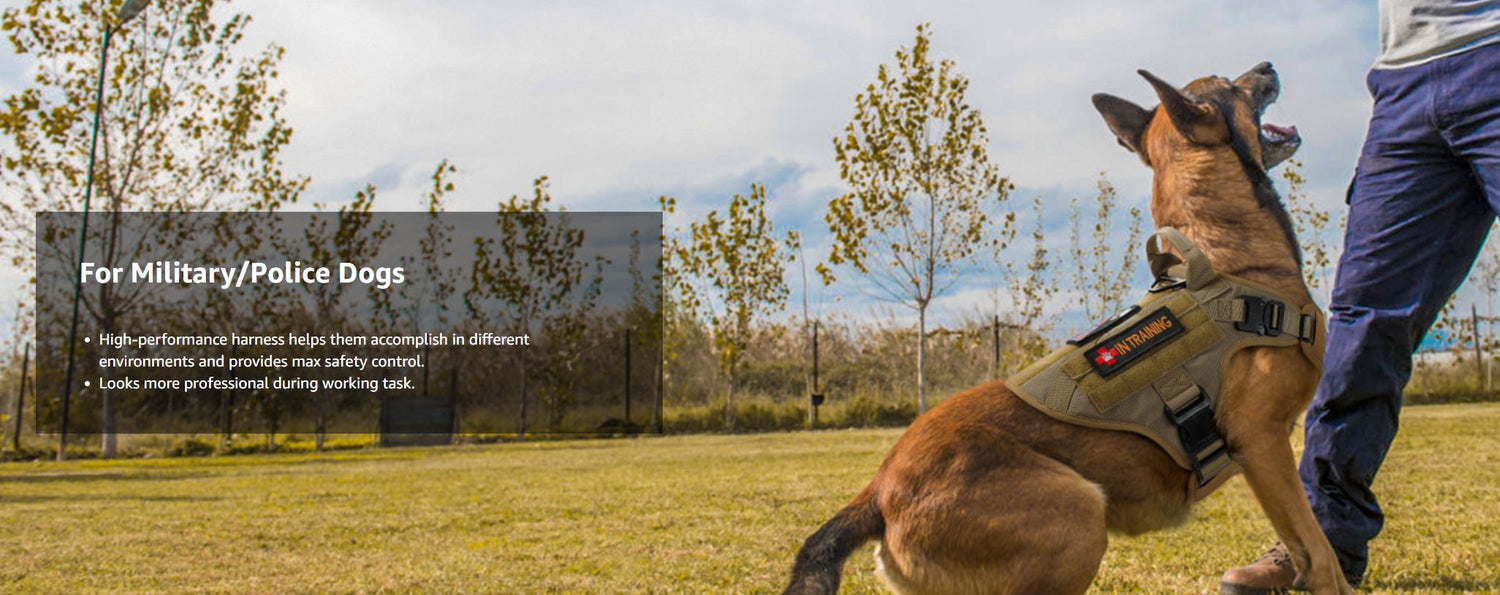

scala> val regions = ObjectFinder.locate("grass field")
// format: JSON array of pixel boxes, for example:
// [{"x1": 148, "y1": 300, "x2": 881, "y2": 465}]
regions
[{"x1": 1, "y1": 403, "x2": 1497, "y2": 594}]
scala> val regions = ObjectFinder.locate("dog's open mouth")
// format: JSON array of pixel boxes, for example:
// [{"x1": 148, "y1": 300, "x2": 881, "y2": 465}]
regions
[
  {"x1": 1254, "y1": 98, "x2": 1300, "y2": 169},
  {"x1": 1261, "y1": 122, "x2": 1300, "y2": 149},
  {"x1": 1258, "y1": 120, "x2": 1300, "y2": 168},
  {"x1": 1261, "y1": 122, "x2": 1297, "y2": 144},
  {"x1": 1242, "y1": 62, "x2": 1301, "y2": 168}
]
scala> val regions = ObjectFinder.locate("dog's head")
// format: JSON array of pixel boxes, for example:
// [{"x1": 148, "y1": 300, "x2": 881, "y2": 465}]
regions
[{"x1": 1091, "y1": 62, "x2": 1300, "y2": 172}]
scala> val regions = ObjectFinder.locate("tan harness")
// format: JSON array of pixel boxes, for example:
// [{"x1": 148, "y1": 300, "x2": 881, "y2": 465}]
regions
[{"x1": 1007, "y1": 228, "x2": 1325, "y2": 501}]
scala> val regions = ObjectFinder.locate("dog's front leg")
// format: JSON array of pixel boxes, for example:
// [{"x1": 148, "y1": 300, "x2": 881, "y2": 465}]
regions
[{"x1": 1231, "y1": 422, "x2": 1353, "y2": 595}]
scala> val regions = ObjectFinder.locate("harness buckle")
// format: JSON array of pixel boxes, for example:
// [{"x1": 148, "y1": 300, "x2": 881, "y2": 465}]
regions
[
  {"x1": 1236, "y1": 296, "x2": 1284, "y2": 337},
  {"x1": 1297, "y1": 313, "x2": 1317, "y2": 344},
  {"x1": 1166, "y1": 391, "x2": 1230, "y2": 487}
]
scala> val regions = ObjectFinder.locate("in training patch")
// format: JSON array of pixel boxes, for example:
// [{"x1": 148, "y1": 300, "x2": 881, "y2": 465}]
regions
[{"x1": 1087, "y1": 307, "x2": 1184, "y2": 377}]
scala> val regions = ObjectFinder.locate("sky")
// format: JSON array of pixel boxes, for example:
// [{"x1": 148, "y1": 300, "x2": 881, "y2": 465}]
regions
[{"x1": 3, "y1": 0, "x2": 1458, "y2": 340}]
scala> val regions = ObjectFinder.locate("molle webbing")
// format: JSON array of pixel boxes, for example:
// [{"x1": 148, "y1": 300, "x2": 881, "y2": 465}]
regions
[
  {"x1": 1056, "y1": 290, "x2": 1223, "y2": 413},
  {"x1": 1007, "y1": 228, "x2": 1323, "y2": 501}
]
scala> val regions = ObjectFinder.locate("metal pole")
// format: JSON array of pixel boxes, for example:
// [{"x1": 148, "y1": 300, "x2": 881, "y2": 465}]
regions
[
  {"x1": 58, "y1": 23, "x2": 116, "y2": 462},
  {"x1": 810, "y1": 320, "x2": 819, "y2": 428},
  {"x1": 812, "y1": 321, "x2": 819, "y2": 394},
  {"x1": 12, "y1": 342, "x2": 28, "y2": 452},
  {"x1": 992, "y1": 314, "x2": 1001, "y2": 378}
]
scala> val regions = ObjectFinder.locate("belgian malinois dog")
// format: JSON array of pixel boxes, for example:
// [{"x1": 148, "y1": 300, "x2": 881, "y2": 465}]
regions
[{"x1": 781, "y1": 63, "x2": 1353, "y2": 595}]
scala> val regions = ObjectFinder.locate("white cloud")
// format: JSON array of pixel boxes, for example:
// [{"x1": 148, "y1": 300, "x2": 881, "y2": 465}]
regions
[{"x1": 219, "y1": 0, "x2": 1374, "y2": 214}]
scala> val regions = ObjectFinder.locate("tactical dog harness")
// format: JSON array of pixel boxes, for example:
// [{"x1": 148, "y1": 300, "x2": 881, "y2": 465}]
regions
[{"x1": 1006, "y1": 228, "x2": 1325, "y2": 501}]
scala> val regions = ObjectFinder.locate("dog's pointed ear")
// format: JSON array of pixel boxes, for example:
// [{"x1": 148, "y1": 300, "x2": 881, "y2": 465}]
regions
[
  {"x1": 1138, "y1": 69, "x2": 1226, "y2": 145},
  {"x1": 1092, "y1": 93, "x2": 1152, "y2": 164}
]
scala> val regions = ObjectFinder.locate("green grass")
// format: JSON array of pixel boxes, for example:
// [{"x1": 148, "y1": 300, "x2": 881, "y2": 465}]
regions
[{"x1": 1, "y1": 404, "x2": 1497, "y2": 594}]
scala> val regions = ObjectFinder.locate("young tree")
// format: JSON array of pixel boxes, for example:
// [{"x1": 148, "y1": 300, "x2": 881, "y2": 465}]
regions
[
  {"x1": 1001, "y1": 197, "x2": 1056, "y2": 372},
  {"x1": 655, "y1": 196, "x2": 716, "y2": 425},
  {"x1": 666, "y1": 185, "x2": 797, "y2": 428},
  {"x1": 1469, "y1": 225, "x2": 1500, "y2": 396},
  {"x1": 622, "y1": 228, "x2": 663, "y2": 432},
  {"x1": 466, "y1": 177, "x2": 601, "y2": 440},
  {"x1": 374, "y1": 160, "x2": 459, "y2": 398},
  {"x1": 1281, "y1": 159, "x2": 1341, "y2": 302},
  {"x1": 1, "y1": 0, "x2": 303, "y2": 281},
  {"x1": 300, "y1": 188, "x2": 392, "y2": 450},
  {"x1": 199, "y1": 210, "x2": 296, "y2": 451},
  {"x1": 535, "y1": 274, "x2": 602, "y2": 432},
  {"x1": 823, "y1": 23, "x2": 1014, "y2": 413},
  {"x1": 1, "y1": 0, "x2": 304, "y2": 457},
  {"x1": 1068, "y1": 174, "x2": 1143, "y2": 322}
]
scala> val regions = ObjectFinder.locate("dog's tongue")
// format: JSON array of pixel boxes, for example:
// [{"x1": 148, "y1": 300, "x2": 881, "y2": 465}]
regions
[{"x1": 1262, "y1": 123, "x2": 1297, "y2": 138}]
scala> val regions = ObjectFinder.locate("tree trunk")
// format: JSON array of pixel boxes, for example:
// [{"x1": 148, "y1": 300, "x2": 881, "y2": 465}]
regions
[
  {"x1": 547, "y1": 393, "x2": 557, "y2": 434},
  {"x1": 12, "y1": 342, "x2": 30, "y2": 452},
  {"x1": 917, "y1": 306, "x2": 928, "y2": 414},
  {"x1": 101, "y1": 369, "x2": 117, "y2": 458},
  {"x1": 314, "y1": 389, "x2": 327, "y2": 452},
  {"x1": 101, "y1": 314, "x2": 117, "y2": 458},
  {"x1": 517, "y1": 353, "x2": 528, "y2": 441},
  {"x1": 649, "y1": 351, "x2": 662, "y2": 433},
  {"x1": 1488, "y1": 294, "x2": 1494, "y2": 397},
  {"x1": 724, "y1": 362, "x2": 736, "y2": 430},
  {"x1": 220, "y1": 344, "x2": 236, "y2": 455},
  {"x1": 100, "y1": 186, "x2": 126, "y2": 459}
]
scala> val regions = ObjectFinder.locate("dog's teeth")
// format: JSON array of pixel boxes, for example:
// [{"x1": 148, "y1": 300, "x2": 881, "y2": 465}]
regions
[{"x1": 1262, "y1": 123, "x2": 1295, "y2": 136}]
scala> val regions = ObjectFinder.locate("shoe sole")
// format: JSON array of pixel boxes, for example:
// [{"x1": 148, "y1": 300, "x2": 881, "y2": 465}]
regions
[
  {"x1": 1219, "y1": 581, "x2": 1297, "y2": 595},
  {"x1": 1220, "y1": 578, "x2": 1360, "y2": 593}
]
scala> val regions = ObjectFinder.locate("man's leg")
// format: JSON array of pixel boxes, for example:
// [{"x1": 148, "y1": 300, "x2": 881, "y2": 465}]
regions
[
  {"x1": 1223, "y1": 58, "x2": 1493, "y2": 594},
  {"x1": 1441, "y1": 43, "x2": 1500, "y2": 227},
  {"x1": 1300, "y1": 58, "x2": 1495, "y2": 583}
]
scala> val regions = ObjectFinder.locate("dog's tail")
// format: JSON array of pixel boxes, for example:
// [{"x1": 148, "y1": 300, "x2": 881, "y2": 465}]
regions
[{"x1": 781, "y1": 491, "x2": 885, "y2": 595}]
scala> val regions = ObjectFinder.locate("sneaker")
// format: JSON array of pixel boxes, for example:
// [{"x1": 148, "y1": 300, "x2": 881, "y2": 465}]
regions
[{"x1": 1219, "y1": 543, "x2": 1302, "y2": 594}]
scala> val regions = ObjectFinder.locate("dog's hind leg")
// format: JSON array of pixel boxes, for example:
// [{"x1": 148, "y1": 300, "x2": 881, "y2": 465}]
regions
[{"x1": 872, "y1": 431, "x2": 1108, "y2": 595}]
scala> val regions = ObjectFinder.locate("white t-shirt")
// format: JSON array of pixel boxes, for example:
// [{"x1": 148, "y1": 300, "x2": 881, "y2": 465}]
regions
[{"x1": 1376, "y1": 0, "x2": 1500, "y2": 69}]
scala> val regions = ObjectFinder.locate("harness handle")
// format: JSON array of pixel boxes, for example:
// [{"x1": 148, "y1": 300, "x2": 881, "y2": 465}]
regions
[{"x1": 1147, "y1": 227, "x2": 1216, "y2": 290}]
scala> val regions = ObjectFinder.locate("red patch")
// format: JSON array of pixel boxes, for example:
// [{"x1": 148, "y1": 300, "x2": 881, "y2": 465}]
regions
[
  {"x1": 1086, "y1": 307, "x2": 1185, "y2": 377},
  {"x1": 1094, "y1": 347, "x2": 1119, "y2": 365}
]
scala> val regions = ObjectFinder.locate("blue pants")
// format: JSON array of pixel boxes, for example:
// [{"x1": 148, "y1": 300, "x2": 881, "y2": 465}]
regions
[{"x1": 1300, "y1": 40, "x2": 1500, "y2": 582}]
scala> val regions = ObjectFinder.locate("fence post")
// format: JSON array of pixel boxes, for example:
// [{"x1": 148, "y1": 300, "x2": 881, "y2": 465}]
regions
[
  {"x1": 809, "y1": 321, "x2": 822, "y2": 428},
  {"x1": 1475, "y1": 304, "x2": 1484, "y2": 394},
  {"x1": 992, "y1": 314, "x2": 1001, "y2": 378}
]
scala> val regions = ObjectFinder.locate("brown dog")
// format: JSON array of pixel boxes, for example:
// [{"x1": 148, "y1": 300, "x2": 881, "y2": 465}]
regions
[{"x1": 781, "y1": 63, "x2": 1353, "y2": 595}]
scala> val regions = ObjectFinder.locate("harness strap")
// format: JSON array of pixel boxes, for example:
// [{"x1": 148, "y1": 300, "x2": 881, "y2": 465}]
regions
[
  {"x1": 1205, "y1": 295, "x2": 1318, "y2": 344},
  {"x1": 1147, "y1": 227, "x2": 1215, "y2": 290},
  {"x1": 1152, "y1": 369, "x2": 1232, "y2": 487},
  {"x1": 1297, "y1": 302, "x2": 1326, "y2": 371}
]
